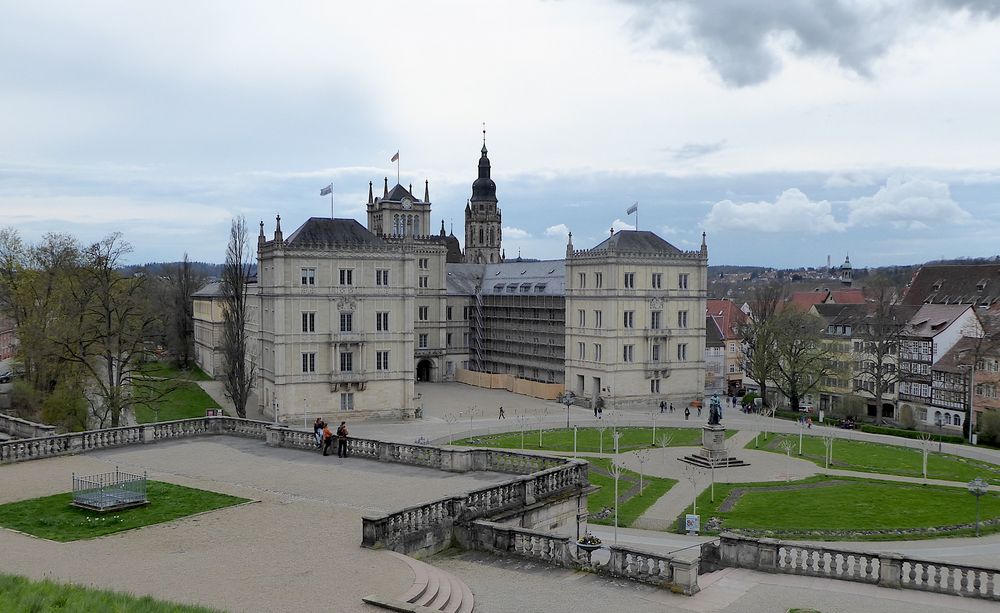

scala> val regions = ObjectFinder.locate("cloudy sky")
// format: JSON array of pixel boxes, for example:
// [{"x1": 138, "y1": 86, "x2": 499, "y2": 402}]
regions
[{"x1": 3, "y1": 0, "x2": 1000, "y2": 268}]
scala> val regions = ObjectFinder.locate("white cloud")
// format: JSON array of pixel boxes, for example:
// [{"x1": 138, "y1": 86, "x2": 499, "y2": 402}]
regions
[
  {"x1": 702, "y1": 188, "x2": 847, "y2": 233},
  {"x1": 659, "y1": 224, "x2": 680, "y2": 235},
  {"x1": 847, "y1": 177, "x2": 971, "y2": 229},
  {"x1": 611, "y1": 219, "x2": 636, "y2": 232},
  {"x1": 824, "y1": 173, "x2": 876, "y2": 189},
  {"x1": 544, "y1": 223, "x2": 570, "y2": 238},
  {"x1": 0, "y1": 195, "x2": 232, "y2": 226},
  {"x1": 503, "y1": 226, "x2": 530, "y2": 239}
]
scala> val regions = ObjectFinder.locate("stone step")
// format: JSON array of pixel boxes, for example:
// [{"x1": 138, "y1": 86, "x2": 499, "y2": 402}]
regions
[
  {"x1": 678, "y1": 455, "x2": 749, "y2": 468},
  {"x1": 383, "y1": 551, "x2": 476, "y2": 613}
]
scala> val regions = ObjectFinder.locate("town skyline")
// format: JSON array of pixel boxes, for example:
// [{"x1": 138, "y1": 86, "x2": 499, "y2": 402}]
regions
[{"x1": 3, "y1": 1, "x2": 1000, "y2": 267}]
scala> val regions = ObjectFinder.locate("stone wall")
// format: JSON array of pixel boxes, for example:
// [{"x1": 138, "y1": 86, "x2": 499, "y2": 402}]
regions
[{"x1": 0, "y1": 413, "x2": 56, "y2": 439}]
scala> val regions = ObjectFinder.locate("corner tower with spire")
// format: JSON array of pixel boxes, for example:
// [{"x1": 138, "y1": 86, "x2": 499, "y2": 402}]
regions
[{"x1": 464, "y1": 129, "x2": 503, "y2": 264}]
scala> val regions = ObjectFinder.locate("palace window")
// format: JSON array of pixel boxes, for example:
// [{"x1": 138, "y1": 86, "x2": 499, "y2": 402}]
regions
[
  {"x1": 651, "y1": 273, "x2": 662, "y2": 289},
  {"x1": 301, "y1": 352, "x2": 316, "y2": 373},
  {"x1": 376, "y1": 350, "x2": 390, "y2": 371},
  {"x1": 300, "y1": 268, "x2": 316, "y2": 285},
  {"x1": 301, "y1": 312, "x2": 315, "y2": 333},
  {"x1": 339, "y1": 352, "x2": 353, "y2": 372},
  {"x1": 339, "y1": 269, "x2": 353, "y2": 285},
  {"x1": 678, "y1": 273, "x2": 689, "y2": 289},
  {"x1": 340, "y1": 312, "x2": 353, "y2": 332},
  {"x1": 376, "y1": 312, "x2": 389, "y2": 331},
  {"x1": 624, "y1": 272, "x2": 635, "y2": 289}
]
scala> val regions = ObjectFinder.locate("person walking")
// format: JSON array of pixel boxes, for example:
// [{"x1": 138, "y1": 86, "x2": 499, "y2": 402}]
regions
[
  {"x1": 669, "y1": 403, "x2": 674, "y2": 413},
  {"x1": 321, "y1": 423, "x2": 334, "y2": 456},
  {"x1": 659, "y1": 400, "x2": 665, "y2": 413},
  {"x1": 313, "y1": 417, "x2": 325, "y2": 448},
  {"x1": 498, "y1": 406, "x2": 506, "y2": 419},
  {"x1": 336, "y1": 421, "x2": 349, "y2": 458},
  {"x1": 684, "y1": 406, "x2": 690, "y2": 420},
  {"x1": 697, "y1": 404, "x2": 702, "y2": 418}
]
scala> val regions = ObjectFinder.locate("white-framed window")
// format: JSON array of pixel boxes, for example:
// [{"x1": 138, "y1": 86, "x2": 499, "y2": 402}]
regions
[
  {"x1": 300, "y1": 268, "x2": 316, "y2": 285},
  {"x1": 419, "y1": 258, "x2": 429, "y2": 269},
  {"x1": 578, "y1": 342, "x2": 586, "y2": 360},
  {"x1": 595, "y1": 310, "x2": 603, "y2": 328},
  {"x1": 624, "y1": 272, "x2": 635, "y2": 289},
  {"x1": 650, "y1": 311, "x2": 661, "y2": 330},
  {"x1": 340, "y1": 393, "x2": 354, "y2": 411},
  {"x1": 340, "y1": 351, "x2": 353, "y2": 372},
  {"x1": 578, "y1": 309, "x2": 586, "y2": 327},
  {"x1": 301, "y1": 312, "x2": 315, "y2": 333},
  {"x1": 376, "y1": 350, "x2": 389, "y2": 371},
  {"x1": 651, "y1": 273, "x2": 662, "y2": 289},
  {"x1": 340, "y1": 312, "x2": 353, "y2": 332},
  {"x1": 678, "y1": 310, "x2": 688, "y2": 328},
  {"x1": 650, "y1": 378, "x2": 660, "y2": 393},
  {"x1": 594, "y1": 343, "x2": 602, "y2": 362},
  {"x1": 339, "y1": 269, "x2": 353, "y2": 285},
  {"x1": 578, "y1": 272, "x2": 586, "y2": 288},
  {"x1": 652, "y1": 344, "x2": 660, "y2": 362},
  {"x1": 677, "y1": 343, "x2": 688, "y2": 361},
  {"x1": 418, "y1": 334, "x2": 428, "y2": 349},
  {"x1": 376, "y1": 269, "x2": 390, "y2": 286},
  {"x1": 302, "y1": 352, "x2": 316, "y2": 373},
  {"x1": 623, "y1": 344, "x2": 634, "y2": 362},
  {"x1": 376, "y1": 311, "x2": 389, "y2": 331},
  {"x1": 678, "y1": 273, "x2": 689, "y2": 289},
  {"x1": 594, "y1": 272, "x2": 603, "y2": 288},
  {"x1": 418, "y1": 306, "x2": 429, "y2": 321},
  {"x1": 419, "y1": 276, "x2": 429, "y2": 288},
  {"x1": 623, "y1": 311, "x2": 635, "y2": 328}
]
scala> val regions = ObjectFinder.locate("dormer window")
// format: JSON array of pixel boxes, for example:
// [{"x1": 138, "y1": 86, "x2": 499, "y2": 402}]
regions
[
  {"x1": 978, "y1": 279, "x2": 988, "y2": 291},
  {"x1": 932, "y1": 280, "x2": 944, "y2": 291}
]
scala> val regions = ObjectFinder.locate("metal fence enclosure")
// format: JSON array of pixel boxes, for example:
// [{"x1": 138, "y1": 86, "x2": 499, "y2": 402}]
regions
[{"x1": 72, "y1": 467, "x2": 148, "y2": 511}]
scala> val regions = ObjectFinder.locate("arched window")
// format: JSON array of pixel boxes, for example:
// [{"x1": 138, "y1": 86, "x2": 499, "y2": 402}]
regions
[
  {"x1": 944, "y1": 413, "x2": 952, "y2": 425},
  {"x1": 934, "y1": 411, "x2": 942, "y2": 425},
  {"x1": 393, "y1": 214, "x2": 400, "y2": 235}
]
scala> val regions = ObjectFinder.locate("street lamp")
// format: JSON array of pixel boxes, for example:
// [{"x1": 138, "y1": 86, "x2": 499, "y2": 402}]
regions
[
  {"x1": 968, "y1": 477, "x2": 989, "y2": 537},
  {"x1": 559, "y1": 391, "x2": 576, "y2": 429}
]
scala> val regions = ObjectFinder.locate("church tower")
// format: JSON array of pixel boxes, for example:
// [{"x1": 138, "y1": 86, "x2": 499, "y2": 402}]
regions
[
  {"x1": 464, "y1": 131, "x2": 502, "y2": 264},
  {"x1": 840, "y1": 255, "x2": 853, "y2": 287}
]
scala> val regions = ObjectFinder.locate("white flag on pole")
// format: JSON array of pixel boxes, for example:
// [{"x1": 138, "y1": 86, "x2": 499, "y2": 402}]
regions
[
  {"x1": 320, "y1": 183, "x2": 333, "y2": 196},
  {"x1": 626, "y1": 202, "x2": 638, "y2": 215}
]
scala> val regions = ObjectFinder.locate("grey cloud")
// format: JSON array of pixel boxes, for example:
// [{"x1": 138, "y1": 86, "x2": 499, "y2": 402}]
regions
[
  {"x1": 670, "y1": 140, "x2": 726, "y2": 160},
  {"x1": 622, "y1": 0, "x2": 1000, "y2": 87}
]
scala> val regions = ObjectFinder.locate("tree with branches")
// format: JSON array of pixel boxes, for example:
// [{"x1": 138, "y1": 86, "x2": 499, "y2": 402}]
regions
[
  {"x1": 164, "y1": 253, "x2": 205, "y2": 370},
  {"x1": 772, "y1": 309, "x2": 836, "y2": 412},
  {"x1": 738, "y1": 283, "x2": 784, "y2": 408},
  {"x1": 850, "y1": 276, "x2": 909, "y2": 423},
  {"x1": 222, "y1": 217, "x2": 256, "y2": 418}
]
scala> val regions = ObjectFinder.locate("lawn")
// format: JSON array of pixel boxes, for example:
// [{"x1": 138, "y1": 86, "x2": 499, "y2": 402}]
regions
[
  {"x1": 586, "y1": 457, "x2": 677, "y2": 527},
  {"x1": 139, "y1": 361, "x2": 213, "y2": 381},
  {"x1": 679, "y1": 475, "x2": 1000, "y2": 540},
  {"x1": 0, "y1": 481, "x2": 248, "y2": 542},
  {"x1": 749, "y1": 433, "x2": 1000, "y2": 485},
  {"x1": 0, "y1": 574, "x2": 222, "y2": 612},
  {"x1": 454, "y1": 426, "x2": 732, "y2": 453},
  {"x1": 134, "y1": 376, "x2": 221, "y2": 424}
]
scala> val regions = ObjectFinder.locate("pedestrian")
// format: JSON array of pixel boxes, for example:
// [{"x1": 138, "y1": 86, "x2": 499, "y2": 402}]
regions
[
  {"x1": 807, "y1": 417, "x2": 813, "y2": 429},
  {"x1": 684, "y1": 407, "x2": 690, "y2": 420},
  {"x1": 697, "y1": 404, "x2": 702, "y2": 417},
  {"x1": 498, "y1": 406, "x2": 505, "y2": 419},
  {"x1": 659, "y1": 400, "x2": 665, "y2": 413},
  {"x1": 336, "y1": 421, "x2": 349, "y2": 458},
  {"x1": 598, "y1": 406, "x2": 603, "y2": 419},
  {"x1": 594, "y1": 403, "x2": 598, "y2": 418},
  {"x1": 669, "y1": 403, "x2": 674, "y2": 413},
  {"x1": 313, "y1": 417, "x2": 325, "y2": 448},
  {"x1": 321, "y1": 423, "x2": 334, "y2": 456}
]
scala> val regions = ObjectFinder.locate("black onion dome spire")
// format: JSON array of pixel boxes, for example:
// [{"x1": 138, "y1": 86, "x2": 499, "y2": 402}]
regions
[{"x1": 471, "y1": 132, "x2": 497, "y2": 203}]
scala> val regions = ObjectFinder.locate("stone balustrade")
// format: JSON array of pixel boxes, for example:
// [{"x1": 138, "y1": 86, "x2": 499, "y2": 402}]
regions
[
  {"x1": 704, "y1": 533, "x2": 1000, "y2": 601},
  {"x1": 0, "y1": 413, "x2": 57, "y2": 439}
]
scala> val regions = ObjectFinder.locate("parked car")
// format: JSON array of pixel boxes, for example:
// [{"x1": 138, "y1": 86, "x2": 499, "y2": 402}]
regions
[{"x1": 0, "y1": 371, "x2": 12, "y2": 384}]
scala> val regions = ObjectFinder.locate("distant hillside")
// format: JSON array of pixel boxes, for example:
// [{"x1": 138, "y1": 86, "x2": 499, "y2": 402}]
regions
[{"x1": 122, "y1": 261, "x2": 224, "y2": 279}]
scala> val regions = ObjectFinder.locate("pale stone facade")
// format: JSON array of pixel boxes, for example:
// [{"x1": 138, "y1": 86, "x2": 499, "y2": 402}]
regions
[
  {"x1": 192, "y1": 281, "x2": 226, "y2": 378},
  {"x1": 564, "y1": 231, "x2": 708, "y2": 409}
]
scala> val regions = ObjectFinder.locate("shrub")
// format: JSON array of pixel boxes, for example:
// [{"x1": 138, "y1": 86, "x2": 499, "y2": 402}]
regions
[
  {"x1": 899, "y1": 404, "x2": 917, "y2": 429},
  {"x1": 978, "y1": 411, "x2": 1000, "y2": 447},
  {"x1": 859, "y1": 424, "x2": 965, "y2": 445}
]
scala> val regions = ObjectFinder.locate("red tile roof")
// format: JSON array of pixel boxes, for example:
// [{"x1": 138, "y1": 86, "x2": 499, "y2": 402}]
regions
[{"x1": 706, "y1": 299, "x2": 745, "y2": 339}]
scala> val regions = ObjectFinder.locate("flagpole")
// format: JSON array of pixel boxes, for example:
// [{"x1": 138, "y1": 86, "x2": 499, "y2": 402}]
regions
[
  {"x1": 396, "y1": 153, "x2": 400, "y2": 185},
  {"x1": 331, "y1": 182, "x2": 335, "y2": 219}
]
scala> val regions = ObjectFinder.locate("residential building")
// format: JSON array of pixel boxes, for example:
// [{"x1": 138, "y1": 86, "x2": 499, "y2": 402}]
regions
[
  {"x1": 706, "y1": 298, "x2": 745, "y2": 395},
  {"x1": 704, "y1": 315, "x2": 725, "y2": 397}
]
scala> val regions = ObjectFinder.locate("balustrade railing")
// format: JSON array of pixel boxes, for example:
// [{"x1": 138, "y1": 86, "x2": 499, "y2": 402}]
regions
[{"x1": 900, "y1": 557, "x2": 1000, "y2": 600}]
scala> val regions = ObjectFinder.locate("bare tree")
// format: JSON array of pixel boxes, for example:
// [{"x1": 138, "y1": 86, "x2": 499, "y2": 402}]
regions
[
  {"x1": 738, "y1": 283, "x2": 784, "y2": 408},
  {"x1": 772, "y1": 309, "x2": 836, "y2": 412},
  {"x1": 222, "y1": 217, "x2": 256, "y2": 418},
  {"x1": 165, "y1": 253, "x2": 205, "y2": 370},
  {"x1": 851, "y1": 276, "x2": 909, "y2": 423}
]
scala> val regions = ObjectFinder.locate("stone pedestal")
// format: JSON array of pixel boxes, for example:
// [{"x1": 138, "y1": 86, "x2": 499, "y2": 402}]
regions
[{"x1": 678, "y1": 424, "x2": 749, "y2": 468}]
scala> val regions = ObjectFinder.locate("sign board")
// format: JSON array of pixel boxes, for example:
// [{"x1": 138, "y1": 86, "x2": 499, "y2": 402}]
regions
[
  {"x1": 206, "y1": 409, "x2": 223, "y2": 417},
  {"x1": 685, "y1": 514, "x2": 700, "y2": 534}
]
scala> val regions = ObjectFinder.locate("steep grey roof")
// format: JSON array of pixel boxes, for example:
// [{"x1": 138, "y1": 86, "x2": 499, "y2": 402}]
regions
[
  {"x1": 284, "y1": 218, "x2": 385, "y2": 248},
  {"x1": 446, "y1": 263, "x2": 485, "y2": 295},
  {"x1": 588, "y1": 230, "x2": 682, "y2": 255},
  {"x1": 192, "y1": 281, "x2": 223, "y2": 298},
  {"x1": 706, "y1": 316, "x2": 725, "y2": 347},
  {"x1": 481, "y1": 260, "x2": 566, "y2": 296},
  {"x1": 906, "y1": 304, "x2": 971, "y2": 338},
  {"x1": 384, "y1": 183, "x2": 424, "y2": 203},
  {"x1": 902, "y1": 264, "x2": 1000, "y2": 307}
]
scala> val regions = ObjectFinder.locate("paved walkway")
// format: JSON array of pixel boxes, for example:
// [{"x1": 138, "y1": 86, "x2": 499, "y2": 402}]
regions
[{"x1": 0, "y1": 437, "x2": 510, "y2": 613}]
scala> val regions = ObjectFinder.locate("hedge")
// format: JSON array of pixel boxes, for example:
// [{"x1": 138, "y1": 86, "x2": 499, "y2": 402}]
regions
[{"x1": 858, "y1": 424, "x2": 965, "y2": 445}]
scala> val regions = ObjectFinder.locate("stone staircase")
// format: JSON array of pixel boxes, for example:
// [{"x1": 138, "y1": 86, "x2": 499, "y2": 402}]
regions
[{"x1": 363, "y1": 551, "x2": 475, "y2": 613}]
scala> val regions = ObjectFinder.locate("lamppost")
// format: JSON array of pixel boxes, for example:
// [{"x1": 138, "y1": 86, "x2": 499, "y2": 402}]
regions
[
  {"x1": 612, "y1": 429, "x2": 622, "y2": 455},
  {"x1": 559, "y1": 391, "x2": 575, "y2": 429},
  {"x1": 651, "y1": 410, "x2": 657, "y2": 445},
  {"x1": 609, "y1": 462, "x2": 624, "y2": 544},
  {"x1": 798, "y1": 418, "x2": 804, "y2": 456},
  {"x1": 573, "y1": 425, "x2": 578, "y2": 458},
  {"x1": 968, "y1": 477, "x2": 989, "y2": 537}
]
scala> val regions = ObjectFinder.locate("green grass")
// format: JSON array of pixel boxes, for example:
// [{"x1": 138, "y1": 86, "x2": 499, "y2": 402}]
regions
[
  {"x1": 139, "y1": 361, "x2": 213, "y2": 381},
  {"x1": 749, "y1": 433, "x2": 1000, "y2": 485},
  {"x1": 0, "y1": 573, "x2": 222, "y2": 612},
  {"x1": 586, "y1": 457, "x2": 676, "y2": 527},
  {"x1": 679, "y1": 475, "x2": 1000, "y2": 540},
  {"x1": 455, "y1": 426, "x2": 732, "y2": 453},
  {"x1": 0, "y1": 481, "x2": 248, "y2": 542},
  {"x1": 134, "y1": 379, "x2": 221, "y2": 423}
]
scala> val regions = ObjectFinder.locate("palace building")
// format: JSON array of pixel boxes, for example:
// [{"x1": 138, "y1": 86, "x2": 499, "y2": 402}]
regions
[{"x1": 198, "y1": 139, "x2": 708, "y2": 420}]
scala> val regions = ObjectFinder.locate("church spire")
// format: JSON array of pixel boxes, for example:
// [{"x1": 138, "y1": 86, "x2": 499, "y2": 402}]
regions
[
  {"x1": 424, "y1": 179, "x2": 429, "y2": 202},
  {"x1": 383, "y1": 177, "x2": 388, "y2": 198},
  {"x1": 368, "y1": 181, "x2": 373, "y2": 204}
]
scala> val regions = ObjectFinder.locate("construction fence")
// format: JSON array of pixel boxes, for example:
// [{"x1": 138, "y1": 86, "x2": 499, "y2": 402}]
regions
[{"x1": 455, "y1": 368, "x2": 563, "y2": 401}]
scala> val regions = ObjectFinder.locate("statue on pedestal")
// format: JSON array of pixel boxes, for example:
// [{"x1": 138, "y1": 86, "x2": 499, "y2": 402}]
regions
[{"x1": 708, "y1": 394, "x2": 722, "y2": 426}]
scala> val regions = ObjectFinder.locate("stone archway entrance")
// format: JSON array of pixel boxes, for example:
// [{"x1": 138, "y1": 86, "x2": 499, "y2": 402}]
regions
[{"x1": 416, "y1": 359, "x2": 433, "y2": 382}]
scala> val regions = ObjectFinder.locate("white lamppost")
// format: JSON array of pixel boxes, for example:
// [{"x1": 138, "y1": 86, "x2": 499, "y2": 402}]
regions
[
  {"x1": 596, "y1": 424, "x2": 607, "y2": 455},
  {"x1": 613, "y1": 430, "x2": 622, "y2": 455},
  {"x1": 798, "y1": 418, "x2": 804, "y2": 456},
  {"x1": 651, "y1": 410, "x2": 657, "y2": 445},
  {"x1": 636, "y1": 449, "x2": 649, "y2": 495},
  {"x1": 968, "y1": 477, "x2": 989, "y2": 537},
  {"x1": 610, "y1": 462, "x2": 624, "y2": 544},
  {"x1": 573, "y1": 425, "x2": 578, "y2": 458},
  {"x1": 919, "y1": 432, "x2": 932, "y2": 479}
]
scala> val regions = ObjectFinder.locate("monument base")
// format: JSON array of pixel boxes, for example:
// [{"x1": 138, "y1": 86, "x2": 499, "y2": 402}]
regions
[{"x1": 678, "y1": 424, "x2": 749, "y2": 468}]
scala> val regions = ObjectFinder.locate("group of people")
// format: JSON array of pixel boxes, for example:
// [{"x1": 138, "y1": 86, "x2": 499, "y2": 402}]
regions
[{"x1": 312, "y1": 418, "x2": 350, "y2": 457}]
